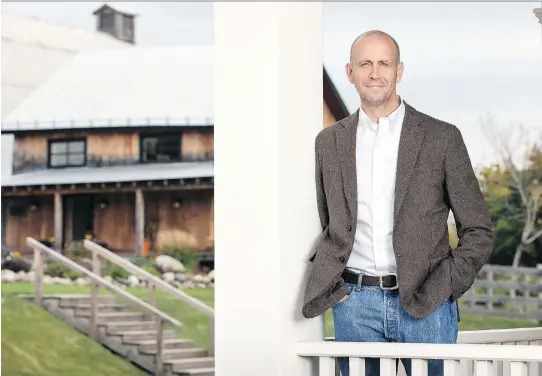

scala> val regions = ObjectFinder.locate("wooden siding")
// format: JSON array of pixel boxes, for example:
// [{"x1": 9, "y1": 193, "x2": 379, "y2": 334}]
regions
[
  {"x1": 3, "y1": 189, "x2": 213, "y2": 254},
  {"x1": 93, "y1": 193, "x2": 136, "y2": 252},
  {"x1": 5, "y1": 196, "x2": 54, "y2": 252},
  {"x1": 11, "y1": 129, "x2": 213, "y2": 173},
  {"x1": 181, "y1": 131, "x2": 213, "y2": 158},
  {"x1": 87, "y1": 132, "x2": 139, "y2": 160}
]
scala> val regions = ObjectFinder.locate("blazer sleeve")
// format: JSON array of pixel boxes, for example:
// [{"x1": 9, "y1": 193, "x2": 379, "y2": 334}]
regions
[
  {"x1": 444, "y1": 126, "x2": 495, "y2": 301},
  {"x1": 315, "y1": 135, "x2": 329, "y2": 232}
]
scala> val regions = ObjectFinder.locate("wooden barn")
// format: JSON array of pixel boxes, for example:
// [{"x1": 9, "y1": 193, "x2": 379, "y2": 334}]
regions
[{"x1": 1, "y1": 6, "x2": 350, "y2": 258}]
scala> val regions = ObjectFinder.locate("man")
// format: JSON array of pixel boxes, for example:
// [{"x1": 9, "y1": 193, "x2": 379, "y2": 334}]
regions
[{"x1": 301, "y1": 30, "x2": 494, "y2": 376}]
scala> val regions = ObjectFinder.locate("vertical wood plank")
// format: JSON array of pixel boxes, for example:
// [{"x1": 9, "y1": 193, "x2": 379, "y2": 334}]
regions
[
  {"x1": 319, "y1": 357, "x2": 336, "y2": 376},
  {"x1": 135, "y1": 189, "x2": 145, "y2": 257},
  {"x1": 54, "y1": 192, "x2": 63, "y2": 252},
  {"x1": 487, "y1": 271, "x2": 494, "y2": 310},
  {"x1": 90, "y1": 251, "x2": 101, "y2": 340},
  {"x1": 380, "y1": 358, "x2": 396, "y2": 376},
  {"x1": 411, "y1": 359, "x2": 428, "y2": 376},
  {"x1": 148, "y1": 283, "x2": 156, "y2": 308},
  {"x1": 208, "y1": 316, "x2": 215, "y2": 357},
  {"x1": 155, "y1": 320, "x2": 164, "y2": 375},
  {"x1": 476, "y1": 360, "x2": 494, "y2": 376},
  {"x1": 502, "y1": 360, "x2": 511, "y2": 376},
  {"x1": 349, "y1": 358, "x2": 365, "y2": 376},
  {"x1": 510, "y1": 362, "x2": 528, "y2": 376},
  {"x1": 444, "y1": 359, "x2": 462, "y2": 376},
  {"x1": 34, "y1": 248, "x2": 43, "y2": 306}
]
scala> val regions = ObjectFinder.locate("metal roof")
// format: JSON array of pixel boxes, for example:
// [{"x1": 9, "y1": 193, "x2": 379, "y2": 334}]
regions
[
  {"x1": 1, "y1": 12, "x2": 133, "y2": 119},
  {"x1": 1, "y1": 161, "x2": 213, "y2": 187},
  {"x1": 2, "y1": 45, "x2": 214, "y2": 131}
]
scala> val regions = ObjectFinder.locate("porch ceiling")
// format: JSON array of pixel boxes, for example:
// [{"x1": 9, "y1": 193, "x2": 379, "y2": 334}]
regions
[{"x1": 1, "y1": 161, "x2": 213, "y2": 188}]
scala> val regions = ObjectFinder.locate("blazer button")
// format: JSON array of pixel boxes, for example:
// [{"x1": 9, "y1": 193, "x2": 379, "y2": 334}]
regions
[
  {"x1": 339, "y1": 256, "x2": 346, "y2": 263},
  {"x1": 347, "y1": 225, "x2": 352, "y2": 232}
]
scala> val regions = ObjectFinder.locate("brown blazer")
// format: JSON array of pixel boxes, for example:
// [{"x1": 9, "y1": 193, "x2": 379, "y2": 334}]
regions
[{"x1": 301, "y1": 101, "x2": 494, "y2": 319}]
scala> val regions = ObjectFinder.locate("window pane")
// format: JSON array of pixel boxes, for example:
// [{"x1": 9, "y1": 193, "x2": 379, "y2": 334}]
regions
[
  {"x1": 51, "y1": 142, "x2": 67, "y2": 153},
  {"x1": 50, "y1": 154, "x2": 67, "y2": 166},
  {"x1": 68, "y1": 154, "x2": 85, "y2": 166},
  {"x1": 68, "y1": 141, "x2": 85, "y2": 153}
]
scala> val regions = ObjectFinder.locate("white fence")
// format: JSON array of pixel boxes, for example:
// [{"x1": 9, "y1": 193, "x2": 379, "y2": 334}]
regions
[{"x1": 299, "y1": 328, "x2": 542, "y2": 376}]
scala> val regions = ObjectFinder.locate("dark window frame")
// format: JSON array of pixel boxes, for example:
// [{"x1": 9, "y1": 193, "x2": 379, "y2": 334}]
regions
[
  {"x1": 139, "y1": 133, "x2": 182, "y2": 163},
  {"x1": 47, "y1": 137, "x2": 87, "y2": 168}
]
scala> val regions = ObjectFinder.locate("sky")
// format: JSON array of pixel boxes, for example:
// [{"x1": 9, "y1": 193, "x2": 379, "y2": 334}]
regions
[{"x1": 2, "y1": 1, "x2": 542, "y2": 170}]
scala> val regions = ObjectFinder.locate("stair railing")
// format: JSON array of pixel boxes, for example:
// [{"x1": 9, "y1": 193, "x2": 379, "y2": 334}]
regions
[
  {"x1": 27, "y1": 237, "x2": 182, "y2": 376},
  {"x1": 81, "y1": 239, "x2": 215, "y2": 357}
]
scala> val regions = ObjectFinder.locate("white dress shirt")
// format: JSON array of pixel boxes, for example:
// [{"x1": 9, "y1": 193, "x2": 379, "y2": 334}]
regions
[{"x1": 346, "y1": 98, "x2": 406, "y2": 276}]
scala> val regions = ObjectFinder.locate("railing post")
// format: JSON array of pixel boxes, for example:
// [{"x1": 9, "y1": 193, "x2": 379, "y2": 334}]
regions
[
  {"x1": 34, "y1": 247, "x2": 43, "y2": 306},
  {"x1": 155, "y1": 319, "x2": 164, "y2": 376},
  {"x1": 487, "y1": 270, "x2": 494, "y2": 311},
  {"x1": 208, "y1": 317, "x2": 215, "y2": 357},
  {"x1": 148, "y1": 283, "x2": 156, "y2": 321},
  {"x1": 90, "y1": 250, "x2": 101, "y2": 340}
]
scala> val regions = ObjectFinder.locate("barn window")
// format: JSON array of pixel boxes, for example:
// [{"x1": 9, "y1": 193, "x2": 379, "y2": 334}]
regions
[
  {"x1": 140, "y1": 134, "x2": 182, "y2": 163},
  {"x1": 48, "y1": 138, "x2": 87, "y2": 168}
]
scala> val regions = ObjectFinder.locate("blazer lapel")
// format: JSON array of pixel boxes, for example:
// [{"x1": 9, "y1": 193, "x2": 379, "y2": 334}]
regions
[
  {"x1": 336, "y1": 110, "x2": 359, "y2": 217},
  {"x1": 394, "y1": 102, "x2": 427, "y2": 221}
]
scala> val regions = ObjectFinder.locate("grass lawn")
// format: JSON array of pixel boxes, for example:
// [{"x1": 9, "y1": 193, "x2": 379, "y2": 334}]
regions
[
  {"x1": 1, "y1": 293, "x2": 148, "y2": 376},
  {"x1": 1, "y1": 283, "x2": 214, "y2": 349},
  {"x1": 2, "y1": 282, "x2": 539, "y2": 370}
]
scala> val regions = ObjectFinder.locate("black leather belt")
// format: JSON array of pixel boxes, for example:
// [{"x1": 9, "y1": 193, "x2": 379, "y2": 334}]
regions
[{"x1": 342, "y1": 269, "x2": 399, "y2": 290}]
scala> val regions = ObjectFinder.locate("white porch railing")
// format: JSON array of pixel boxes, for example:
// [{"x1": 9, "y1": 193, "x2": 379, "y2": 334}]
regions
[{"x1": 300, "y1": 328, "x2": 542, "y2": 376}]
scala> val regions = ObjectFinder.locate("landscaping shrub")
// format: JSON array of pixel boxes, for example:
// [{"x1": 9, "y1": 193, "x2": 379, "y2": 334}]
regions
[{"x1": 162, "y1": 245, "x2": 199, "y2": 273}]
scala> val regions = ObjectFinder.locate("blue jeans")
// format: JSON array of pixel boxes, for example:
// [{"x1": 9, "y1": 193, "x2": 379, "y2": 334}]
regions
[{"x1": 332, "y1": 283, "x2": 458, "y2": 376}]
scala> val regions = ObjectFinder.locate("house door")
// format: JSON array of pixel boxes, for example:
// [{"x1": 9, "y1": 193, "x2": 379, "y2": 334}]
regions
[{"x1": 69, "y1": 195, "x2": 94, "y2": 241}]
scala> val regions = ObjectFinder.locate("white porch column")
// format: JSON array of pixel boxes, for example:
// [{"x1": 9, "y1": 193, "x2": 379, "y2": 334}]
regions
[{"x1": 214, "y1": 2, "x2": 325, "y2": 376}]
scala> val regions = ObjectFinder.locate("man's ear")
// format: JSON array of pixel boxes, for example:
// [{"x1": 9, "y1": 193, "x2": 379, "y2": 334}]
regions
[
  {"x1": 396, "y1": 61, "x2": 404, "y2": 84},
  {"x1": 345, "y1": 63, "x2": 354, "y2": 84}
]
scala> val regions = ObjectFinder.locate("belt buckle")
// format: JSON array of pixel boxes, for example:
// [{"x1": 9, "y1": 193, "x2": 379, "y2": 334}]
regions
[{"x1": 380, "y1": 273, "x2": 398, "y2": 290}]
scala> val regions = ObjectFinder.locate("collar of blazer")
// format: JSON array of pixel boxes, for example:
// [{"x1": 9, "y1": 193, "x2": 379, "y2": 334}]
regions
[{"x1": 333, "y1": 100, "x2": 427, "y2": 222}]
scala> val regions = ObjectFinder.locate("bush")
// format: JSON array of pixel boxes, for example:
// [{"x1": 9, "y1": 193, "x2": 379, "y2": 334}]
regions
[
  {"x1": 45, "y1": 262, "x2": 73, "y2": 278},
  {"x1": 105, "y1": 264, "x2": 130, "y2": 280},
  {"x1": 162, "y1": 245, "x2": 199, "y2": 273},
  {"x1": 142, "y1": 265, "x2": 160, "y2": 277}
]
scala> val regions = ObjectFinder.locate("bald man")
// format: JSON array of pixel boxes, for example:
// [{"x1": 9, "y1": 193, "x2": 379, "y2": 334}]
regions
[{"x1": 301, "y1": 30, "x2": 494, "y2": 376}]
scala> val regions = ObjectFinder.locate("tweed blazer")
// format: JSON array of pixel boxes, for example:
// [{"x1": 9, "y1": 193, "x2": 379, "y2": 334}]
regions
[{"x1": 301, "y1": 101, "x2": 495, "y2": 319}]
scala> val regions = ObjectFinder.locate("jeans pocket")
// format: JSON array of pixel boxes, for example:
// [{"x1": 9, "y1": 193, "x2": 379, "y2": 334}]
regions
[{"x1": 333, "y1": 284, "x2": 354, "y2": 307}]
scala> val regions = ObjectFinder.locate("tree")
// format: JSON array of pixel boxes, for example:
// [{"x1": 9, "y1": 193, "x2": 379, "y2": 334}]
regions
[{"x1": 481, "y1": 116, "x2": 542, "y2": 267}]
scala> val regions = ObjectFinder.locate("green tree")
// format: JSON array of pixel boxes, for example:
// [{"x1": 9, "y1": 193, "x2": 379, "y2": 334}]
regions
[{"x1": 480, "y1": 116, "x2": 542, "y2": 267}]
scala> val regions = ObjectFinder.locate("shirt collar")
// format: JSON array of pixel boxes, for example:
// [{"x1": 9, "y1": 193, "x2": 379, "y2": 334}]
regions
[{"x1": 358, "y1": 96, "x2": 405, "y2": 134}]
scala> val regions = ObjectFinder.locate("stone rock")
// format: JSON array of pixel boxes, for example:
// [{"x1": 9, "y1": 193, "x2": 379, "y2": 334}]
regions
[
  {"x1": 1, "y1": 270, "x2": 16, "y2": 282},
  {"x1": 208, "y1": 270, "x2": 215, "y2": 280},
  {"x1": 75, "y1": 278, "x2": 87, "y2": 286},
  {"x1": 162, "y1": 272, "x2": 176, "y2": 283},
  {"x1": 155, "y1": 255, "x2": 185, "y2": 273},
  {"x1": 182, "y1": 281, "x2": 195, "y2": 289},
  {"x1": 171, "y1": 281, "x2": 182, "y2": 288},
  {"x1": 56, "y1": 277, "x2": 72, "y2": 285},
  {"x1": 196, "y1": 283, "x2": 207, "y2": 288},
  {"x1": 175, "y1": 273, "x2": 188, "y2": 282},
  {"x1": 193, "y1": 274, "x2": 204, "y2": 283},
  {"x1": 202, "y1": 276, "x2": 212, "y2": 284},
  {"x1": 43, "y1": 275, "x2": 53, "y2": 284},
  {"x1": 25, "y1": 271, "x2": 36, "y2": 282},
  {"x1": 127, "y1": 275, "x2": 140, "y2": 287}
]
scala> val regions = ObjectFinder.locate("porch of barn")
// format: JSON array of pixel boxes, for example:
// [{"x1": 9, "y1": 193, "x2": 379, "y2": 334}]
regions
[{"x1": 3, "y1": 183, "x2": 213, "y2": 258}]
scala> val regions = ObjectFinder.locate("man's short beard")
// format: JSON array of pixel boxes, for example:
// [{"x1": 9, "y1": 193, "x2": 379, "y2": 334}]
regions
[{"x1": 359, "y1": 91, "x2": 391, "y2": 106}]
